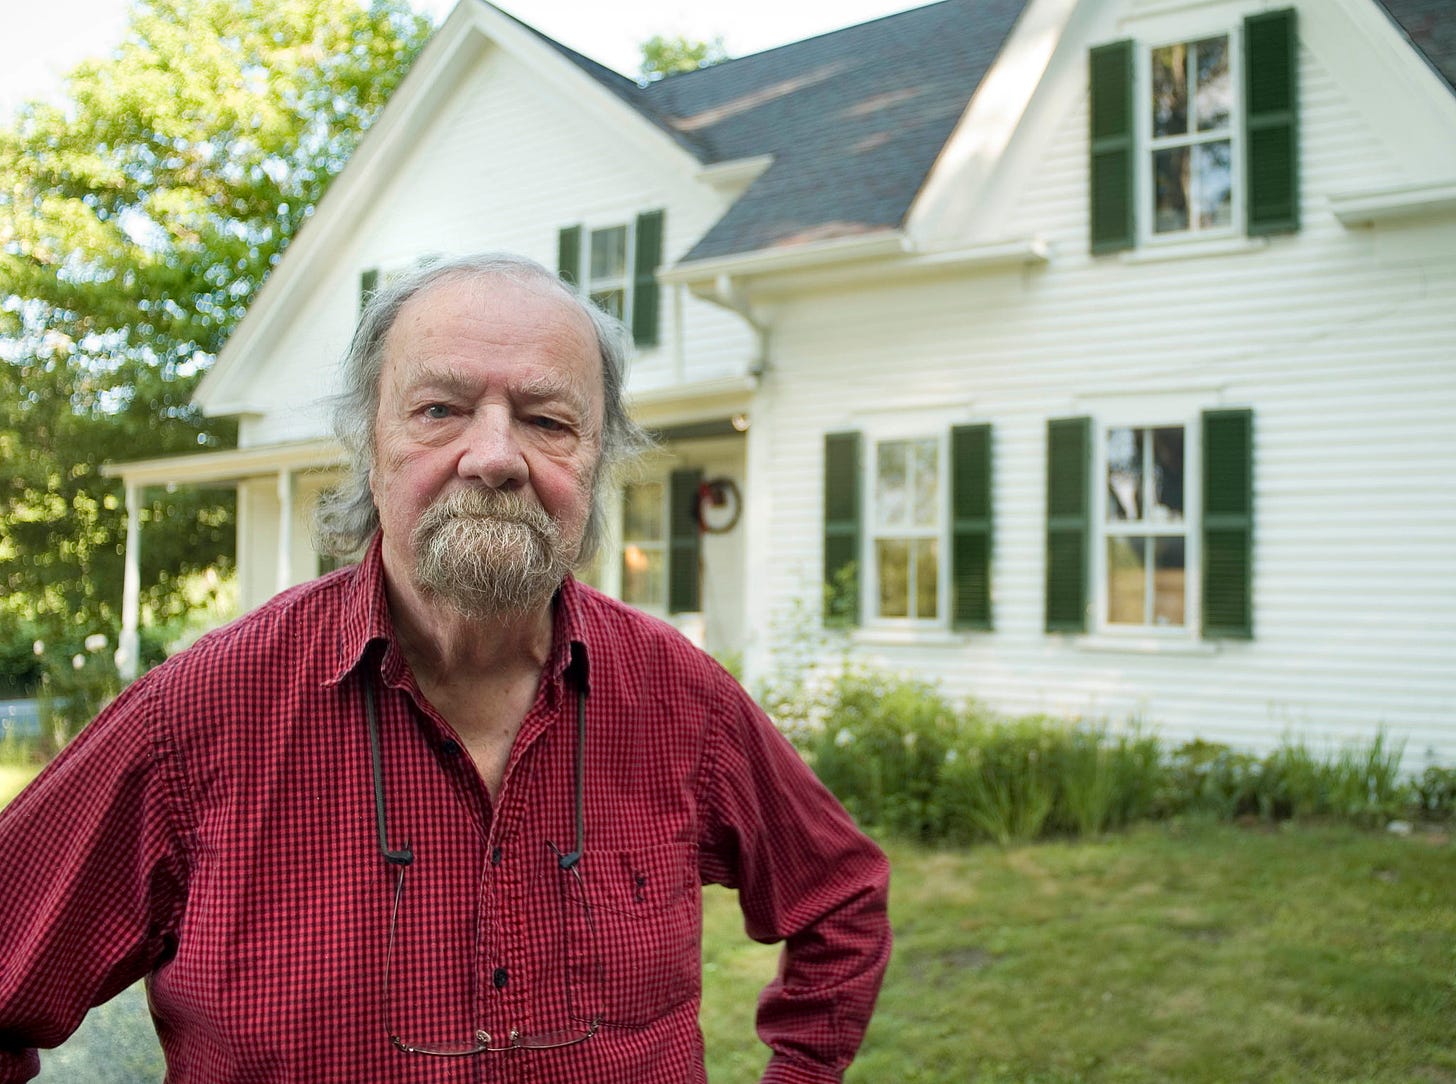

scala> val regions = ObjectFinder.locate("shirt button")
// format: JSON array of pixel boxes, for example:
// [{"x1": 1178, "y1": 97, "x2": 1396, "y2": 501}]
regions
[
  {"x1": 440, "y1": 740, "x2": 461, "y2": 757},
  {"x1": 490, "y1": 846, "x2": 503, "y2": 866},
  {"x1": 492, "y1": 967, "x2": 509, "y2": 990}
]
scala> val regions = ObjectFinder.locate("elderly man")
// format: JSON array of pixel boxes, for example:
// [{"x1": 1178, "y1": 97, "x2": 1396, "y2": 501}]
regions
[{"x1": 0, "y1": 253, "x2": 891, "y2": 1082}]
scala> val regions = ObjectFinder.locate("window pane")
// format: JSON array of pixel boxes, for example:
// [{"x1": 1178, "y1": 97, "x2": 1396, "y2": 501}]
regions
[
  {"x1": 914, "y1": 538, "x2": 939, "y2": 619},
  {"x1": 589, "y1": 226, "x2": 627, "y2": 280},
  {"x1": 1106, "y1": 427, "x2": 1144, "y2": 522},
  {"x1": 1151, "y1": 427, "x2": 1185, "y2": 523},
  {"x1": 876, "y1": 442, "x2": 909, "y2": 528},
  {"x1": 1194, "y1": 141, "x2": 1233, "y2": 229},
  {"x1": 1151, "y1": 44, "x2": 1188, "y2": 137},
  {"x1": 1107, "y1": 536, "x2": 1146, "y2": 624},
  {"x1": 912, "y1": 439, "x2": 939, "y2": 527},
  {"x1": 1153, "y1": 537, "x2": 1186, "y2": 626},
  {"x1": 877, "y1": 538, "x2": 909, "y2": 618},
  {"x1": 1153, "y1": 146, "x2": 1190, "y2": 233},
  {"x1": 590, "y1": 288, "x2": 625, "y2": 320},
  {"x1": 622, "y1": 544, "x2": 664, "y2": 608},
  {"x1": 622, "y1": 482, "x2": 663, "y2": 540},
  {"x1": 1194, "y1": 36, "x2": 1231, "y2": 132}
]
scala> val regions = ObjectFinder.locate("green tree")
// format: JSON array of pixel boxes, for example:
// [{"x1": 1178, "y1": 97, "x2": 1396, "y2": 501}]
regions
[
  {"x1": 0, "y1": 0, "x2": 431, "y2": 665},
  {"x1": 638, "y1": 33, "x2": 729, "y2": 82}
]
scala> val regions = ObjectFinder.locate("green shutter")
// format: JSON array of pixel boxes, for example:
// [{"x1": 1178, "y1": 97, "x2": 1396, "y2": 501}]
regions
[
  {"x1": 1202, "y1": 409, "x2": 1254, "y2": 639},
  {"x1": 1045, "y1": 417, "x2": 1091, "y2": 633},
  {"x1": 823, "y1": 432, "x2": 861, "y2": 627},
  {"x1": 667, "y1": 467, "x2": 702, "y2": 614},
  {"x1": 359, "y1": 268, "x2": 379, "y2": 311},
  {"x1": 557, "y1": 225, "x2": 582, "y2": 287},
  {"x1": 950, "y1": 424, "x2": 993, "y2": 630},
  {"x1": 1089, "y1": 40, "x2": 1136, "y2": 254},
  {"x1": 632, "y1": 209, "x2": 664, "y2": 347},
  {"x1": 1244, "y1": 9, "x2": 1299, "y2": 236}
]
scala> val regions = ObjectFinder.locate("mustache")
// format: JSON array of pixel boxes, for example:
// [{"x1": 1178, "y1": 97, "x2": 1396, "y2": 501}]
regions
[{"x1": 415, "y1": 488, "x2": 554, "y2": 534}]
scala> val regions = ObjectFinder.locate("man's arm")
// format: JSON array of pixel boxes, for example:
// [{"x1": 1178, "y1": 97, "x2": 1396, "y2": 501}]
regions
[
  {"x1": 0, "y1": 683, "x2": 188, "y2": 1081},
  {"x1": 698, "y1": 679, "x2": 892, "y2": 1084}
]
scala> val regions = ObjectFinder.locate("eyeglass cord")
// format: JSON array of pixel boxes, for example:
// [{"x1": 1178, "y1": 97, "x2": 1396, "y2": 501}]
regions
[{"x1": 364, "y1": 673, "x2": 586, "y2": 871}]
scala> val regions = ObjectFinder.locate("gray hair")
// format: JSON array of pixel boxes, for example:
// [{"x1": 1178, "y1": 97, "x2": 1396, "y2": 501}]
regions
[{"x1": 313, "y1": 252, "x2": 652, "y2": 564}]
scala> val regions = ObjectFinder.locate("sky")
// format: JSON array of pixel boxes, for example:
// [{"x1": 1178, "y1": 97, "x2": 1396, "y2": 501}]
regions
[{"x1": 0, "y1": 0, "x2": 932, "y2": 117}]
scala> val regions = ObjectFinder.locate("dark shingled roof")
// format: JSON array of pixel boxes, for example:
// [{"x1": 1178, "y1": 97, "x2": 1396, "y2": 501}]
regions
[
  {"x1": 508, "y1": 0, "x2": 1032, "y2": 263},
  {"x1": 1376, "y1": 0, "x2": 1456, "y2": 93}
]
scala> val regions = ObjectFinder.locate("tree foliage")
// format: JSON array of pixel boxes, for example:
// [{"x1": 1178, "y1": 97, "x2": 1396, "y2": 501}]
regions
[
  {"x1": 638, "y1": 33, "x2": 729, "y2": 82},
  {"x1": 0, "y1": 0, "x2": 431, "y2": 666}
]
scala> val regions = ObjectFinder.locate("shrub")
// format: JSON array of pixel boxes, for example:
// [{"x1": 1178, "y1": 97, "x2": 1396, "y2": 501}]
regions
[
  {"x1": 785, "y1": 661, "x2": 1447, "y2": 845},
  {"x1": 1160, "y1": 739, "x2": 1262, "y2": 820},
  {"x1": 1415, "y1": 763, "x2": 1456, "y2": 821},
  {"x1": 807, "y1": 670, "x2": 959, "y2": 841}
]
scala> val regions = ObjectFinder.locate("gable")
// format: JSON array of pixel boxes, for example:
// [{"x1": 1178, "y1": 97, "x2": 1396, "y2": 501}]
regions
[
  {"x1": 195, "y1": 0, "x2": 710, "y2": 420},
  {"x1": 910, "y1": 0, "x2": 1456, "y2": 251}
]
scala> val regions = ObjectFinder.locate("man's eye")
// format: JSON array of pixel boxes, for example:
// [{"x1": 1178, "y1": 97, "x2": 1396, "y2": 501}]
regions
[
  {"x1": 422, "y1": 404, "x2": 451, "y2": 420},
  {"x1": 532, "y1": 416, "x2": 565, "y2": 431}
]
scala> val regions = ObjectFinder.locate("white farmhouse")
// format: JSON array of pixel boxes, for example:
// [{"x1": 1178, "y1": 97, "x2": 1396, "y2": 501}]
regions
[{"x1": 107, "y1": 0, "x2": 1456, "y2": 768}]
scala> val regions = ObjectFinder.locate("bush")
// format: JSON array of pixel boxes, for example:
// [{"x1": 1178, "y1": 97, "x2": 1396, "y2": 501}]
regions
[
  {"x1": 807, "y1": 670, "x2": 959, "y2": 841},
  {"x1": 1415, "y1": 763, "x2": 1456, "y2": 821},
  {"x1": 787, "y1": 665, "x2": 1444, "y2": 846},
  {"x1": 1161, "y1": 739, "x2": 1262, "y2": 820}
]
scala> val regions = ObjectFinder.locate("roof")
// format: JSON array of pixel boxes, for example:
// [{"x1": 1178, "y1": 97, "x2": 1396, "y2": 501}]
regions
[
  {"x1": 1376, "y1": 0, "x2": 1456, "y2": 93},
  {"x1": 523, "y1": 0, "x2": 1033, "y2": 263}
]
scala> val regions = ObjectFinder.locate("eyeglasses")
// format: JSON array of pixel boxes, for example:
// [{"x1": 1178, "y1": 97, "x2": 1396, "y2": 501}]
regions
[{"x1": 364, "y1": 674, "x2": 600, "y2": 1056}]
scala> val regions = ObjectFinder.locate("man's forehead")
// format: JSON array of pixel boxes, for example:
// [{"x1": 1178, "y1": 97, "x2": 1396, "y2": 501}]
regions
[{"x1": 380, "y1": 274, "x2": 603, "y2": 388}]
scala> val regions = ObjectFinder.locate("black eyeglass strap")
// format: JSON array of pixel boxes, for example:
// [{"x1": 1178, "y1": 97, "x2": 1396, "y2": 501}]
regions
[
  {"x1": 365, "y1": 679, "x2": 414, "y2": 867},
  {"x1": 557, "y1": 687, "x2": 586, "y2": 871}
]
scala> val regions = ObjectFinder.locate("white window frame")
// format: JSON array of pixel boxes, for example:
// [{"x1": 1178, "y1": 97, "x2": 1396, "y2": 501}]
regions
[
  {"x1": 1090, "y1": 406, "x2": 1203, "y2": 639},
  {"x1": 1138, "y1": 27, "x2": 1244, "y2": 246},
  {"x1": 859, "y1": 426, "x2": 950, "y2": 630}
]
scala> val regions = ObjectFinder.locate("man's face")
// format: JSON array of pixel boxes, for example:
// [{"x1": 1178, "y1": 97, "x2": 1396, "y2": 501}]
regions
[{"x1": 369, "y1": 274, "x2": 606, "y2": 617}]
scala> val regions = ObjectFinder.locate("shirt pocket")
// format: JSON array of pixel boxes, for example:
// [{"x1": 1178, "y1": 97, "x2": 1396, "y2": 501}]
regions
[{"x1": 562, "y1": 841, "x2": 701, "y2": 1029}]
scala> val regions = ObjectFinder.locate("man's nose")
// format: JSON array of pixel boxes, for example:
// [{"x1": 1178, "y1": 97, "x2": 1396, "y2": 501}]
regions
[{"x1": 456, "y1": 406, "x2": 527, "y2": 489}]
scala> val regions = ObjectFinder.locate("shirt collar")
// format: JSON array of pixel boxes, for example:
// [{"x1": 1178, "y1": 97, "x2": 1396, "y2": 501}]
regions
[{"x1": 327, "y1": 532, "x2": 590, "y2": 693}]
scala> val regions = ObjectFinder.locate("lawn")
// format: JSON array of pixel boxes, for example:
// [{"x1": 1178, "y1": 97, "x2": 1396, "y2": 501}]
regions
[
  {"x1": 0, "y1": 764, "x2": 36, "y2": 808},
  {"x1": 4, "y1": 752, "x2": 1452, "y2": 1084},
  {"x1": 703, "y1": 821, "x2": 1456, "y2": 1084}
]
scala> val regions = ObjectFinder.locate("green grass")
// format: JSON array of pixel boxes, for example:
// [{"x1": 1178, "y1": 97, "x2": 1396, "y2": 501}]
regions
[
  {"x1": 702, "y1": 822, "x2": 1456, "y2": 1084},
  {"x1": 0, "y1": 764, "x2": 37, "y2": 807}
]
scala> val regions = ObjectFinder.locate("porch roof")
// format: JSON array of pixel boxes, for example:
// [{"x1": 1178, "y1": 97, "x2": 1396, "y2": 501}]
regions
[{"x1": 101, "y1": 438, "x2": 344, "y2": 488}]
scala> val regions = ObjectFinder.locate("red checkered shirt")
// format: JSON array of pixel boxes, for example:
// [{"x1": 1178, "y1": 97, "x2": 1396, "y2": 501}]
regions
[{"x1": 0, "y1": 537, "x2": 890, "y2": 1082}]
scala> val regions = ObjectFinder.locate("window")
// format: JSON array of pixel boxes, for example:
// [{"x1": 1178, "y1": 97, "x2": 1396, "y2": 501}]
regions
[
  {"x1": 1103, "y1": 425, "x2": 1187, "y2": 627},
  {"x1": 1044, "y1": 410, "x2": 1252, "y2": 639},
  {"x1": 557, "y1": 210, "x2": 664, "y2": 347},
  {"x1": 822, "y1": 425, "x2": 991, "y2": 631},
  {"x1": 872, "y1": 438, "x2": 941, "y2": 621},
  {"x1": 587, "y1": 226, "x2": 629, "y2": 320},
  {"x1": 1148, "y1": 37, "x2": 1235, "y2": 237},
  {"x1": 1089, "y1": 8, "x2": 1298, "y2": 253},
  {"x1": 621, "y1": 481, "x2": 666, "y2": 610},
  {"x1": 617, "y1": 468, "x2": 702, "y2": 615}
]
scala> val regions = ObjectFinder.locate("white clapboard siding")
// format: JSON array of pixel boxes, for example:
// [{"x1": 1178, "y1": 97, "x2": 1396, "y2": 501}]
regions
[{"x1": 745, "y1": 20, "x2": 1456, "y2": 769}]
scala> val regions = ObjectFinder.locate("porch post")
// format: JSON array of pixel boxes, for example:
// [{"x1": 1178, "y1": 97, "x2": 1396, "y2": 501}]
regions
[
  {"x1": 276, "y1": 469, "x2": 294, "y2": 593},
  {"x1": 117, "y1": 480, "x2": 143, "y2": 680}
]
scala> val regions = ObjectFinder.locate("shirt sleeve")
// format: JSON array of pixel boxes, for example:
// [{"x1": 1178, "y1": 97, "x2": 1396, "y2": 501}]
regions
[
  {"x1": 697, "y1": 676, "x2": 892, "y2": 1083},
  {"x1": 0, "y1": 681, "x2": 189, "y2": 1081}
]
